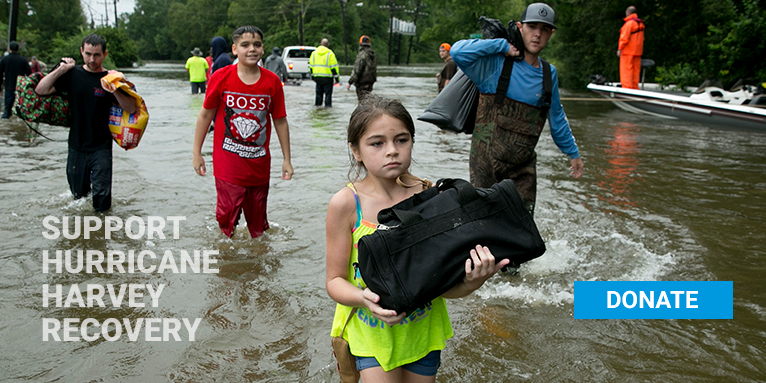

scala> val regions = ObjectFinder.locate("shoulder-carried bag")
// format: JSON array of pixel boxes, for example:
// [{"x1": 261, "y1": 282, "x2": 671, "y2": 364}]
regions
[
  {"x1": 357, "y1": 178, "x2": 545, "y2": 314},
  {"x1": 13, "y1": 71, "x2": 70, "y2": 127},
  {"x1": 417, "y1": 69, "x2": 479, "y2": 134},
  {"x1": 331, "y1": 308, "x2": 360, "y2": 383},
  {"x1": 417, "y1": 16, "x2": 526, "y2": 135}
]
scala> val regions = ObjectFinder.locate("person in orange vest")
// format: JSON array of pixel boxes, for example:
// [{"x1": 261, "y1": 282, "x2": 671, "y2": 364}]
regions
[{"x1": 617, "y1": 5, "x2": 644, "y2": 89}]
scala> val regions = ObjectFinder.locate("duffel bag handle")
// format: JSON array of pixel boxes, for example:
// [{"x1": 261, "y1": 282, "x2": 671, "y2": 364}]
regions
[
  {"x1": 381, "y1": 179, "x2": 480, "y2": 227},
  {"x1": 388, "y1": 208, "x2": 424, "y2": 227},
  {"x1": 436, "y1": 178, "x2": 480, "y2": 205}
]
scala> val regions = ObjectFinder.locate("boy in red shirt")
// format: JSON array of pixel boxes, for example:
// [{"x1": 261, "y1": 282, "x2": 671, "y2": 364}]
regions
[{"x1": 192, "y1": 25, "x2": 293, "y2": 238}]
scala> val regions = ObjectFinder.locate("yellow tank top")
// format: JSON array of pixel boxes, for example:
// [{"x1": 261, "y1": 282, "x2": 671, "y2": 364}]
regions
[{"x1": 330, "y1": 183, "x2": 453, "y2": 371}]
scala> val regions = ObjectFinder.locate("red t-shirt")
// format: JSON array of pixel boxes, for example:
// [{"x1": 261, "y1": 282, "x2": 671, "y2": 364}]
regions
[{"x1": 204, "y1": 64, "x2": 287, "y2": 186}]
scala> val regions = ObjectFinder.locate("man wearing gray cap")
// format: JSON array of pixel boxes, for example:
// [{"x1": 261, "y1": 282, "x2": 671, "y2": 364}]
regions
[{"x1": 451, "y1": 2, "x2": 584, "y2": 216}]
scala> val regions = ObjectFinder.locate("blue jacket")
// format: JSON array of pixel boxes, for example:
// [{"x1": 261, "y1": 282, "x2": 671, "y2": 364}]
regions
[{"x1": 451, "y1": 38, "x2": 580, "y2": 159}]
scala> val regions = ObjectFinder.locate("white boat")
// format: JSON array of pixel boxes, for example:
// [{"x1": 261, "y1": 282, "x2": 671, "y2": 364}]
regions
[{"x1": 587, "y1": 82, "x2": 766, "y2": 131}]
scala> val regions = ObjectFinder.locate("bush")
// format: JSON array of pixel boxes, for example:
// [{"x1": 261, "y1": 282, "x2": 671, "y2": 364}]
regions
[
  {"x1": 654, "y1": 63, "x2": 702, "y2": 91},
  {"x1": 48, "y1": 27, "x2": 138, "y2": 69}
]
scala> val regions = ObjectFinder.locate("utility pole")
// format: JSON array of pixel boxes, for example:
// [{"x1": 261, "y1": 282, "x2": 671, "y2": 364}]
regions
[
  {"x1": 380, "y1": 0, "x2": 404, "y2": 65},
  {"x1": 7, "y1": 0, "x2": 19, "y2": 48},
  {"x1": 98, "y1": 1, "x2": 109, "y2": 27},
  {"x1": 113, "y1": 0, "x2": 119, "y2": 28},
  {"x1": 339, "y1": 0, "x2": 349, "y2": 65},
  {"x1": 299, "y1": 0, "x2": 305, "y2": 45},
  {"x1": 405, "y1": 0, "x2": 427, "y2": 65}
]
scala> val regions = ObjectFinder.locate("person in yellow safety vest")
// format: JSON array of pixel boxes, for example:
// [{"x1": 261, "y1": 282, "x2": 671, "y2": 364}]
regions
[
  {"x1": 617, "y1": 5, "x2": 645, "y2": 89},
  {"x1": 309, "y1": 38, "x2": 340, "y2": 107}
]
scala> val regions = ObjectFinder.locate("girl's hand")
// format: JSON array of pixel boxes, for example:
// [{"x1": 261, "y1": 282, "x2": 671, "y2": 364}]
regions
[
  {"x1": 463, "y1": 245, "x2": 510, "y2": 291},
  {"x1": 362, "y1": 288, "x2": 406, "y2": 326}
]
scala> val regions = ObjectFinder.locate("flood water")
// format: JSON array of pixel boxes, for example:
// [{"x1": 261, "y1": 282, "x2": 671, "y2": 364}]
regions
[{"x1": 1, "y1": 62, "x2": 764, "y2": 382}]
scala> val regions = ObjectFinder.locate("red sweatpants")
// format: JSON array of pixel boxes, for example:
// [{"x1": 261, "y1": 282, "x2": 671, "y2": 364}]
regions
[
  {"x1": 215, "y1": 178, "x2": 270, "y2": 238},
  {"x1": 620, "y1": 55, "x2": 641, "y2": 89}
]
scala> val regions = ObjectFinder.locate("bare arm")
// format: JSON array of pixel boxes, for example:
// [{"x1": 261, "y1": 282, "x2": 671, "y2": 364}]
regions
[
  {"x1": 325, "y1": 189, "x2": 405, "y2": 326},
  {"x1": 442, "y1": 245, "x2": 510, "y2": 298},
  {"x1": 192, "y1": 107, "x2": 216, "y2": 176},
  {"x1": 113, "y1": 88, "x2": 138, "y2": 115},
  {"x1": 35, "y1": 58, "x2": 75, "y2": 95},
  {"x1": 272, "y1": 117, "x2": 293, "y2": 180}
]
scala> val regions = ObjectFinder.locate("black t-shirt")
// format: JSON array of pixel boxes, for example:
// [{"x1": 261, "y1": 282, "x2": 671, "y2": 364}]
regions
[
  {"x1": 54, "y1": 66, "x2": 116, "y2": 151},
  {"x1": 0, "y1": 52, "x2": 32, "y2": 91}
]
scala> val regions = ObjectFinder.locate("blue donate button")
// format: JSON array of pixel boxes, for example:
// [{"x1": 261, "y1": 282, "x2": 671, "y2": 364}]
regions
[{"x1": 574, "y1": 281, "x2": 733, "y2": 319}]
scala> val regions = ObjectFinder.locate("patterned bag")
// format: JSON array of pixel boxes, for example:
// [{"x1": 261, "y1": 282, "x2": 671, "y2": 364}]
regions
[{"x1": 13, "y1": 72, "x2": 70, "y2": 127}]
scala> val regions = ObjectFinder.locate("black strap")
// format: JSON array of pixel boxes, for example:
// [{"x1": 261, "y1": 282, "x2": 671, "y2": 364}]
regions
[
  {"x1": 495, "y1": 57, "x2": 553, "y2": 120},
  {"x1": 495, "y1": 56, "x2": 515, "y2": 104},
  {"x1": 388, "y1": 179, "x2": 480, "y2": 227},
  {"x1": 436, "y1": 178, "x2": 480, "y2": 205},
  {"x1": 540, "y1": 58, "x2": 552, "y2": 119},
  {"x1": 15, "y1": 107, "x2": 68, "y2": 142}
]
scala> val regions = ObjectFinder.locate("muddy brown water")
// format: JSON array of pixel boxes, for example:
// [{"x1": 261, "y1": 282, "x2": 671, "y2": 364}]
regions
[{"x1": 0, "y1": 62, "x2": 764, "y2": 382}]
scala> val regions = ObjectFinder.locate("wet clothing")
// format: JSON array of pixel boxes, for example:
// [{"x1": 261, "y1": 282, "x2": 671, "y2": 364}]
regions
[
  {"x1": 186, "y1": 55, "x2": 209, "y2": 94},
  {"x1": 348, "y1": 46, "x2": 377, "y2": 101},
  {"x1": 67, "y1": 148, "x2": 112, "y2": 212},
  {"x1": 263, "y1": 52, "x2": 287, "y2": 82},
  {"x1": 314, "y1": 80, "x2": 334, "y2": 107},
  {"x1": 356, "y1": 350, "x2": 441, "y2": 376},
  {"x1": 185, "y1": 56, "x2": 209, "y2": 83},
  {"x1": 330, "y1": 184, "x2": 453, "y2": 372},
  {"x1": 309, "y1": 46, "x2": 339, "y2": 79},
  {"x1": 54, "y1": 67, "x2": 116, "y2": 152},
  {"x1": 53, "y1": 66, "x2": 117, "y2": 212},
  {"x1": 309, "y1": 46, "x2": 339, "y2": 107},
  {"x1": 451, "y1": 38, "x2": 580, "y2": 207},
  {"x1": 438, "y1": 57, "x2": 457, "y2": 92},
  {"x1": 470, "y1": 93, "x2": 545, "y2": 207},
  {"x1": 0, "y1": 52, "x2": 31, "y2": 118},
  {"x1": 619, "y1": 14, "x2": 645, "y2": 56},
  {"x1": 204, "y1": 63, "x2": 286, "y2": 187},
  {"x1": 210, "y1": 36, "x2": 232, "y2": 75},
  {"x1": 619, "y1": 13, "x2": 645, "y2": 89},
  {"x1": 215, "y1": 178, "x2": 269, "y2": 238}
]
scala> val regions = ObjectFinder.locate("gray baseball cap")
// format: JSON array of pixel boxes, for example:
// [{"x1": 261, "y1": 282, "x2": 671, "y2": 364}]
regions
[{"x1": 521, "y1": 3, "x2": 557, "y2": 29}]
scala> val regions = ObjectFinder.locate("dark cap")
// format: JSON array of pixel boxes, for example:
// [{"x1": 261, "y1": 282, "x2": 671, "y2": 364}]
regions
[{"x1": 521, "y1": 3, "x2": 557, "y2": 29}]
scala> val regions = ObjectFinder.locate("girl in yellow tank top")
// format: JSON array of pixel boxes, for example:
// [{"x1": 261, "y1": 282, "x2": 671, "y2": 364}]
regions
[{"x1": 325, "y1": 95, "x2": 510, "y2": 382}]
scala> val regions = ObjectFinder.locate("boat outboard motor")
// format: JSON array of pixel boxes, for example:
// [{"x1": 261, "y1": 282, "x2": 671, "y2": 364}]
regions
[{"x1": 589, "y1": 74, "x2": 608, "y2": 85}]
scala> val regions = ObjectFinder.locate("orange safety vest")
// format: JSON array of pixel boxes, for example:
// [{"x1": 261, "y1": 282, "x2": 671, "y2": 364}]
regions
[{"x1": 618, "y1": 13, "x2": 644, "y2": 56}]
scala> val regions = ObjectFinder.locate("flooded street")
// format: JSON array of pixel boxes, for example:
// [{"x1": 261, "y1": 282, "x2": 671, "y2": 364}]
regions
[{"x1": 1, "y1": 62, "x2": 764, "y2": 382}]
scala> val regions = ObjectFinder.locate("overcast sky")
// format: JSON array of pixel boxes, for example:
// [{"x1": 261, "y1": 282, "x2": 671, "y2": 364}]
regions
[{"x1": 81, "y1": 0, "x2": 136, "y2": 27}]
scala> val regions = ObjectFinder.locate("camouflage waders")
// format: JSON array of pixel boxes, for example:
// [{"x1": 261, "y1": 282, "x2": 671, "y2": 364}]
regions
[{"x1": 470, "y1": 94, "x2": 547, "y2": 214}]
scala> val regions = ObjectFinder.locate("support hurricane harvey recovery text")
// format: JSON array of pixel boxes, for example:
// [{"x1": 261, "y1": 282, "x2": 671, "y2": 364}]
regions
[{"x1": 40, "y1": 216, "x2": 217, "y2": 342}]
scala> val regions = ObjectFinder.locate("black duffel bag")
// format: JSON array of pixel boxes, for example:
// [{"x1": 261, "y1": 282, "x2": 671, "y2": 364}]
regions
[{"x1": 357, "y1": 178, "x2": 545, "y2": 314}]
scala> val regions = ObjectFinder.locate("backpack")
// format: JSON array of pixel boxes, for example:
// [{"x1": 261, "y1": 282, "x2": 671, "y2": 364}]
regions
[{"x1": 13, "y1": 72, "x2": 70, "y2": 127}]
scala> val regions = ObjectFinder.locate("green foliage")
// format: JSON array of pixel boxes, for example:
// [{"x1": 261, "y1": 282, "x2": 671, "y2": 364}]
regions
[
  {"x1": 47, "y1": 28, "x2": 139, "y2": 69},
  {"x1": 2, "y1": 0, "x2": 87, "y2": 63},
  {"x1": 654, "y1": 63, "x2": 701, "y2": 91},
  {"x1": 550, "y1": 0, "x2": 766, "y2": 89},
  {"x1": 9, "y1": 0, "x2": 762, "y2": 88}
]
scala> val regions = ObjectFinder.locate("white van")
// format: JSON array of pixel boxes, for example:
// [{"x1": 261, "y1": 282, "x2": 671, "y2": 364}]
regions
[{"x1": 281, "y1": 46, "x2": 316, "y2": 81}]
